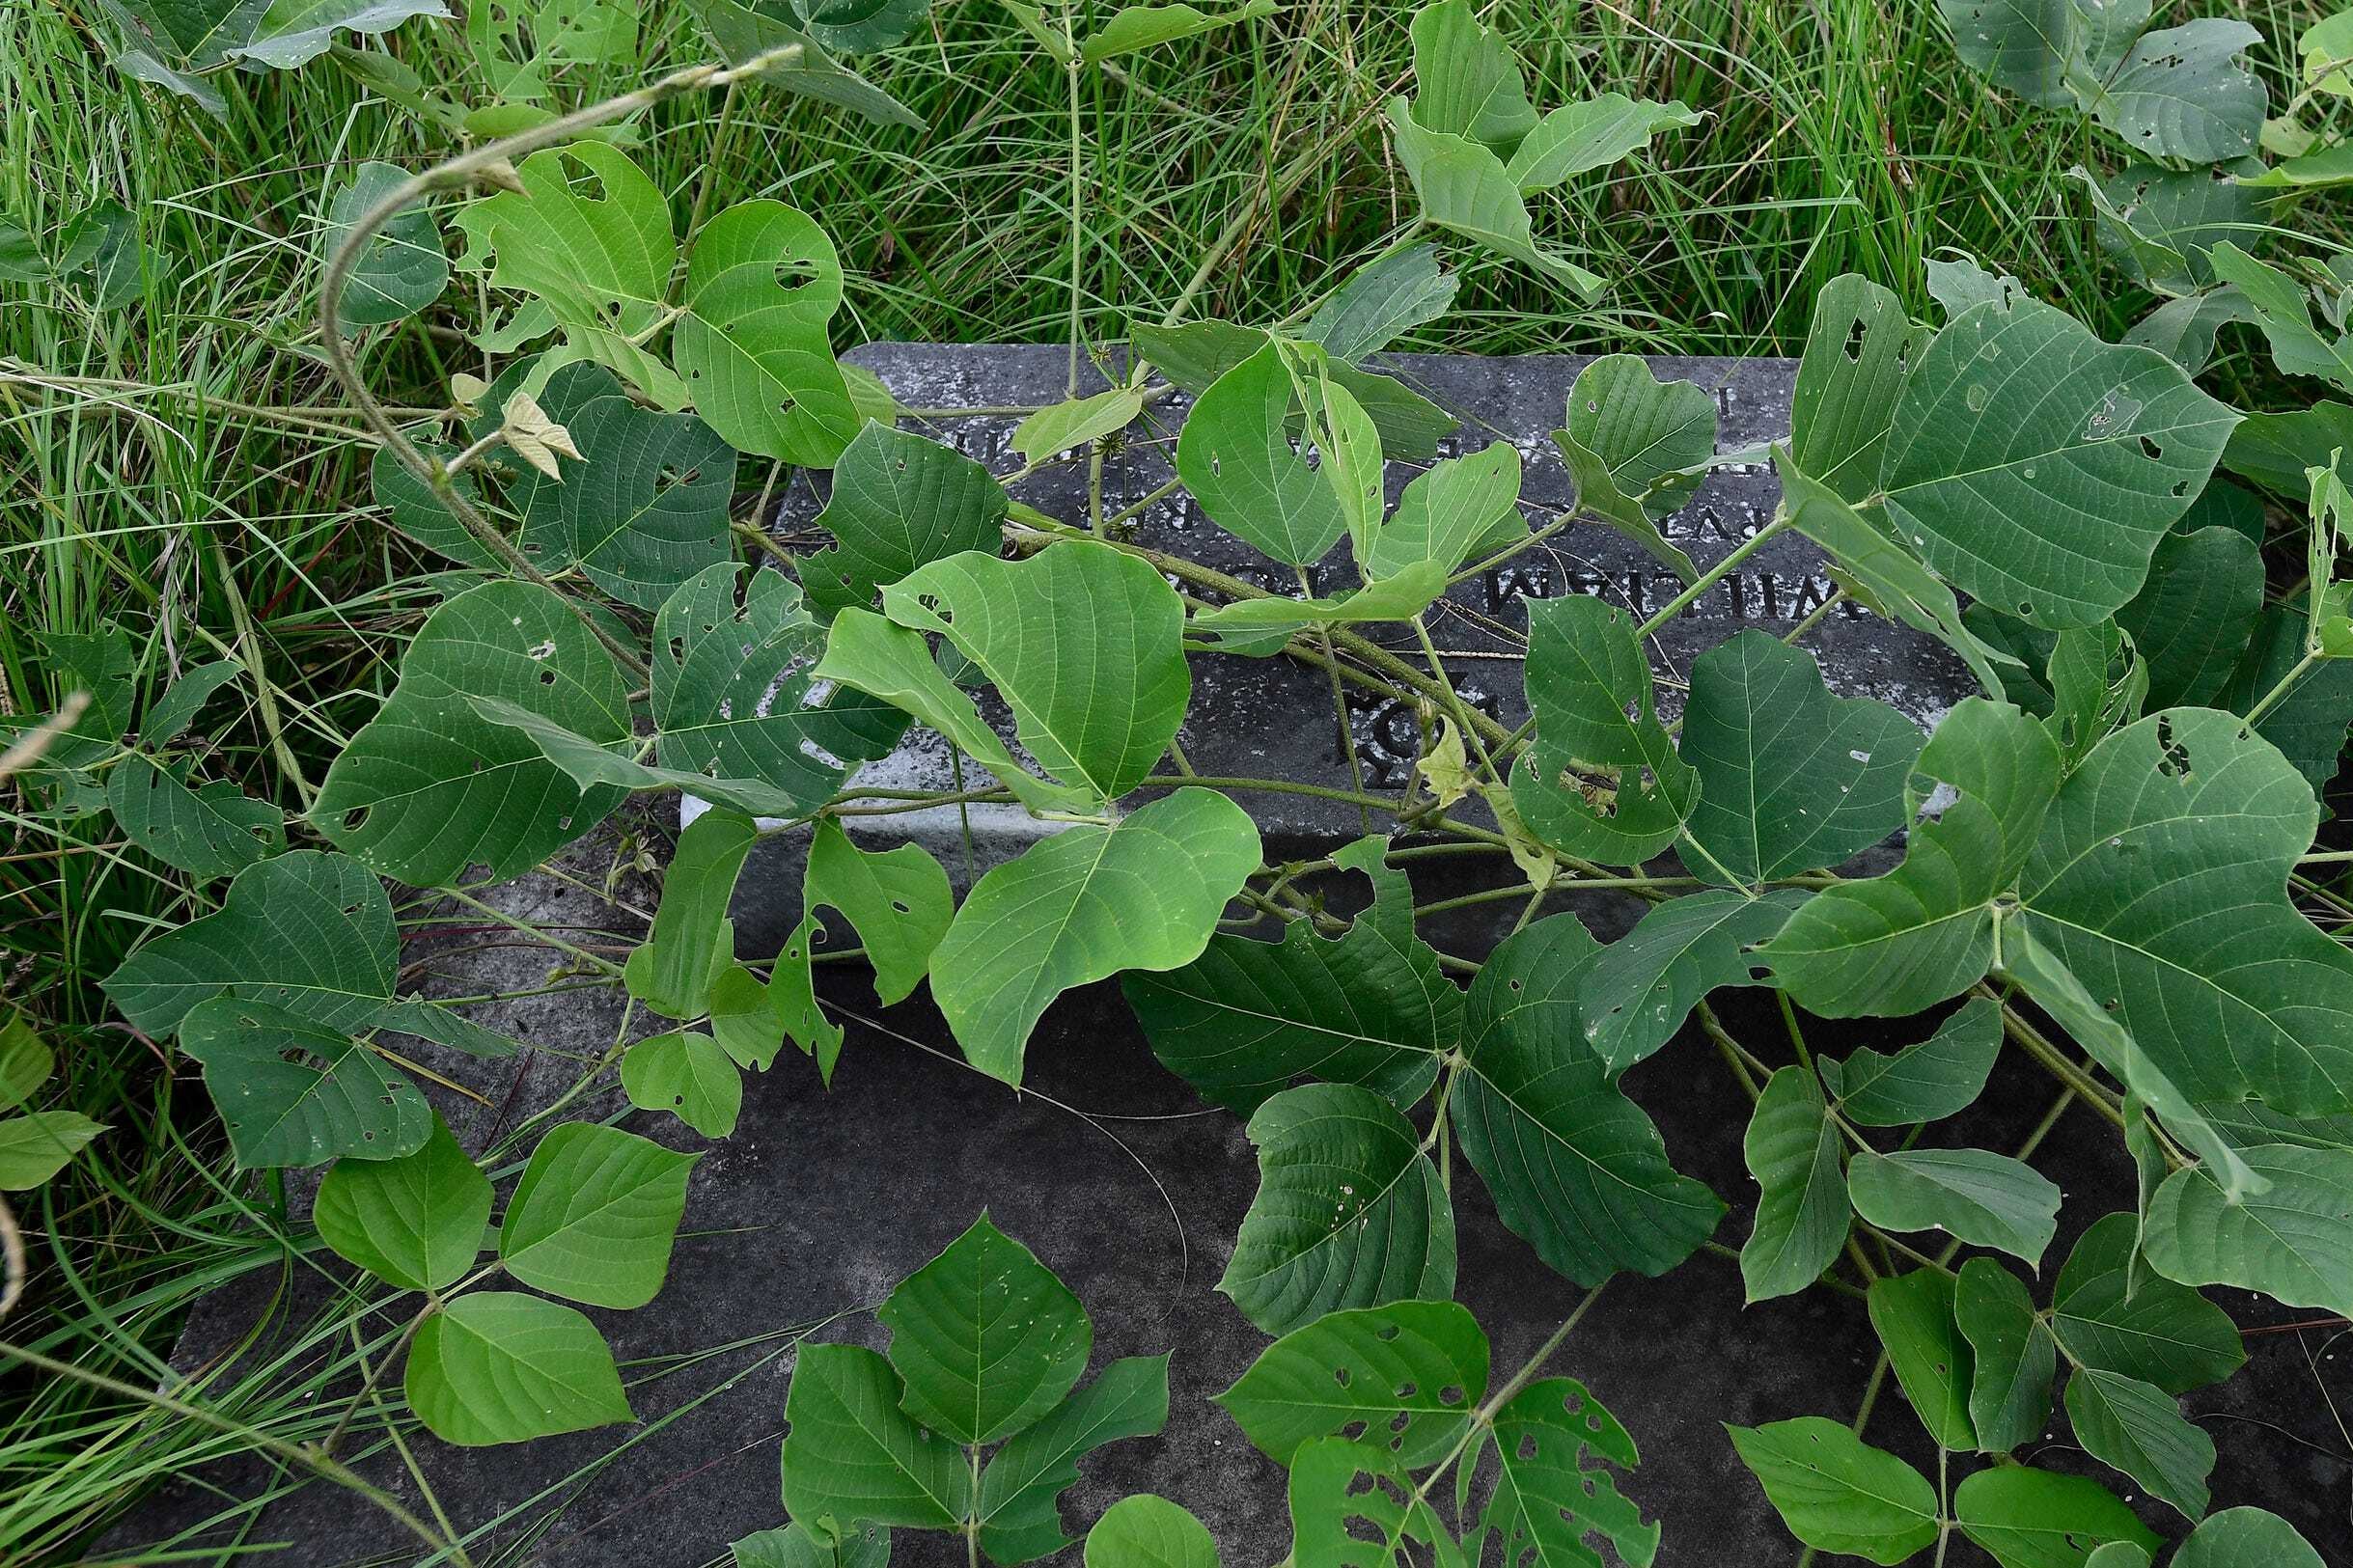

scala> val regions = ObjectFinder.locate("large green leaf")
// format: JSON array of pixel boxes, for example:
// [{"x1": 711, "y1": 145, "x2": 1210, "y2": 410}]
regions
[
  {"x1": 1449, "y1": 914, "x2": 1723, "y2": 1284},
  {"x1": 675, "y1": 200, "x2": 859, "y2": 466},
  {"x1": 881, "y1": 542, "x2": 1189, "y2": 803},
  {"x1": 2144, "y1": 1144, "x2": 2353, "y2": 1318},
  {"x1": 1552, "y1": 355, "x2": 1711, "y2": 581},
  {"x1": 1867, "y1": 1269, "x2": 1976, "y2": 1450},
  {"x1": 732, "y1": 1521, "x2": 892, "y2": 1568},
  {"x1": 314, "y1": 581, "x2": 629, "y2": 885},
  {"x1": 1680, "y1": 632, "x2": 1924, "y2": 884},
  {"x1": 625, "y1": 807, "x2": 757, "y2": 1020},
  {"x1": 2175, "y1": 1508, "x2": 2329, "y2": 1568},
  {"x1": 321, "y1": 160, "x2": 447, "y2": 328},
  {"x1": 2115, "y1": 528, "x2": 2263, "y2": 710},
  {"x1": 1819, "y1": 997, "x2": 2003, "y2": 1126},
  {"x1": 2050, "y1": 1212, "x2": 2243, "y2": 1394},
  {"x1": 1302, "y1": 244, "x2": 1456, "y2": 366},
  {"x1": 0, "y1": 1113, "x2": 108, "y2": 1191},
  {"x1": 1952, "y1": 1467, "x2": 2162, "y2": 1568},
  {"x1": 1386, "y1": 102, "x2": 1601, "y2": 296},
  {"x1": 928, "y1": 788, "x2": 1260, "y2": 1085},
  {"x1": 1879, "y1": 297, "x2": 2238, "y2": 631},
  {"x1": 1471, "y1": 1377, "x2": 1658, "y2": 1568},
  {"x1": 102, "y1": 849, "x2": 396, "y2": 1037},
  {"x1": 179, "y1": 998, "x2": 429, "y2": 1169},
  {"x1": 1509, "y1": 594, "x2": 1698, "y2": 866},
  {"x1": 405, "y1": 1291, "x2": 631, "y2": 1446},
  {"x1": 1176, "y1": 341, "x2": 1352, "y2": 567},
  {"x1": 2087, "y1": 20, "x2": 2264, "y2": 164},
  {"x1": 806, "y1": 819, "x2": 952, "y2": 1006},
  {"x1": 804, "y1": 424, "x2": 1010, "y2": 617},
  {"x1": 1580, "y1": 889, "x2": 1804, "y2": 1075},
  {"x1": 106, "y1": 754, "x2": 283, "y2": 880},
  {"x1": 1954, "y1": 1257, "x2": 2056, "y2": 1454},
  {"x1": 1403, "y1": 0, "x2": 1535, "y2": 152},
  {"x1": 497, "y1": 1122, "x2": 698, "y2": 1309},
  {"x1": 780, "y1": 1343, "x2": 971, "y2": 1529},
  {"x1": 1216, "y1": 1300, "x2": 1487, "y2": 1469},
  {"x1": 1286, "y1": 1438, "x2": 1456, "y2": 1568},
  {"x1": 1359, "y1": 440, "x2": 1524, "y2": 582},
  {"x1": 315, "y1": 1115, "x2": 491, "y2": 1291},
  {"x1": 1936, "y1": 0, "x2": 2079, "y2": 108},
  {"x1": 1726, "y1": 1418, "x2": 1938, "y2": 1565},
  {"x1": 876, "y1": 1213, "x2": 1091, "y2": 1446},
  {"x1": 1220, "y1": 1083, "x2": 1455, "y2": 1336},
  {"x1": 1790, "y1": 275, "x2": 1928, "y2": 505},
  {"x1": 555, "y1": 394, "x2": 736, "y2": 610},
  {"x1": 689, "y1": 0, "x2": 923, "y2": 126},
  {"x1": 1848, "y1": 1147, "x2": 2060, "y2": 1265},
  {"x1": 2064, "y1": 1365, "x2": 2212, "y2": 1520},
  {"x1": 975, "y1": 1356, "x2": 1171, "y2": 1563},
  {"x1": 1123, "y1": 836, "x2": 1453, "y2": 1115},
  {"x1": 1083, "y1": 1496, "x2": 1219, "y2": 1568},
  {"x1": 1738, "y1": 1065, "x2": 1850, "y2": 1304}
]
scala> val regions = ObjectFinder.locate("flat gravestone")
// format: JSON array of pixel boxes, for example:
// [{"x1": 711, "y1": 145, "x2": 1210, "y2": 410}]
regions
[{"x1": 102, "y1": 349, "x2": 2350, "y2": 1568}]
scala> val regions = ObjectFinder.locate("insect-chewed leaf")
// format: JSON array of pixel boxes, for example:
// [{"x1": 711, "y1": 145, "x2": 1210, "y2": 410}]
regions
[
  {"x1": 1286, "y1": 1437, "x2": 1459, "y2": 1568},
  {"x1": 497, "y1": 1122, "x2": 699, "y2": 1309},
  {"x1": 624, "y1": 807, "x2": 758, "y2": 1021},
  {"x1": 554, "y1": 395, "x2": 736, "y2": 609},
  {"x1": 1220, "y1": 1082, "x2": 1455, "y2": 1336},
  {"x1": 1580, "y1": 888, "x2": 1803, "y2": 1075},
  {"x1": 405, "y1": 1290, "x2": 631, "y2": 1446},
  {"x1": 314, "y1": 580, "x2": 630, "y2": 885},
  {"x1": 1789, "y1": 275, "x2": 1925, "y2": 505},
  {"x1": 975, "y1": 1355, "x2": 1171, "y2": 1564},
  {"x1": 1449, "y1": 913, "x2": 1723, "y2": 1284},
  {"x1": 2145, "y1": 1144, "x2": 2353, "y2": 1319},
  {"x1": 1552, "y1": 354, "x2": 1711, "y2": 581},
  {"x1": 1867, "y1": 1269, "x2": 1976, "y2": 1450},
  {"x1": 1509, "y1": 594, "x2": 1698, "y2": 867},
  {"x1": 1848, "y1": 1147, "x2": 2061, "y2": 1266},
  {"x1": 2093, "y1": 20, "x2": 2264, "y2": 164},
  {"x1": 179, "y1": 997, "x2": 430, "y2": 1169},
  {"x1": 675, "y1": 199, "x2": 860, "y2": 465},
  {"x1": 1880, "y1": 295, "x2": 2238, "y2": 631},
  {"x1": 1302, "y1": 244, "x2": 1456, "y2": 366},
  {"x1": 877, "y1": 1212, "x2": 1092, "y2": 1446},
  {"x1": 2084, "y1": 160, "x2": 2264, "y2": 298},
  {"x1": 1176, "y1": 341, "x2": 1352, "y2": 567},
  {"x1": 1360, "y1": 440, "x2": 1522, "y2": 582},
  {"x1": 881, "y1": 541, "x2": 1189, "y2": 803},
  {"x1": 2174, "y1": 1507, "x2": 2329, "y2": 1568},
  {"x1": 1727, "y1": 1417, "x2": 1938, "y2": 1565},
  {"x1": 1123, "y1": 835, "x2": 1453, "y2": 1115},
  {"x1": 2050, "y1": 1212, "x2": 2244, "y2": 1394},
  {"x1": 1952, "y1": 1467, "x2": 2162, "y2": 1568},
  {"x1": 1954, "y1": 1257, "x2": 2056, "y2": 1454},
  {"x1": 1680, "y1": 632, "x2": 1923, "y2": 884},
  {"x1": 1217, "y1": 1299, "x2": 1487, "y2": 1469},
  {"x1": 1738, "y1": 1065, "x2": 1849, "y2": 1305},
  {"x1": 1469, "y1": 1377, "x2": 1657, "y2": 1568},
  {"x1": 804, "y1": 425, "x2": 1009, "y2": 617},
  {"x1": 314, "y1": 1114, "x2": 491, "y2": 1290},
  {"x1": 1818, "y1": 995, "x2": 2002, "y2": 1126},
  {"x1": 710, "y1": 913, "x2": 844, "y2": 1077},
  {"x1": 320, "y1": 160, "x2": 446, "y2": 328},
  {"x1": 2064, "y1": 1364, "x2": 2214, "y2": 1520},
  {"x1": 930, "y1": 788, "x2": 1260, "y2": 1086},
  {"x1": 101, "y1": 849, "x2": 398, "y2": 1037},
  {"x1": 622, "y1": 1030, "x2": 743, "y2": 1138},
  {"x1": 805, "y1": 818, "x2": 952, "y2": 1006},
  {"x1": 106, "y1": 754, "x2": 284, "y2": 881},
  {"x1": 781, "y1": 1343, "x2": 972, "y2": 1528},
  {"x1": 1083, "y1": 1496, "x2": 1219, "y2": 1568}
]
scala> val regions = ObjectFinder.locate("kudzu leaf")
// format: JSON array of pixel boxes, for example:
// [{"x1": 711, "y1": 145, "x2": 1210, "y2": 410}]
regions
[
  {"x1": 1726, "y1": 1417, "x2": 1938, "y2": 1565},
  {"x1": 622, "y1": 1030, "x2": 743, "y2": 1138},
  {"x1": 180, "y1": 997, "x2": 429, "y2": 1169},
  {"x1": 1552, "y1": 355, "x2": 1710, "y2": 582},
  {"x1": 806, "y1": 819, "x2": 951, "y2": 1006},
  {"x1": 625, "y1": 808, "x2": 758, "y2": 1020},
  {"x1": 930, "y1": 788, "x2": 1260, "y2": 1085},
  {"x1": 710, "y1": 912, "x2": 844, "y2": 1077},
  {"x1": 374, "y1": 358, "x2": 613, "y2": 571},
  {"x1": 787, "y1": 0, "x2": 927, "y2": 52},
  {"x1": 2084, "y1": 160, "x2": 2263, "y2": 297},
  {"x1": 2090, "y1": 20, "x2": 2264, "y2": 164},
  {"x1": 405, "y1": 1290, "x2": 631, "y2": 1445},
  {"x1": 1184, "y1": 564, "x2": 1450, "y2": 636},
  {"x1": 1220, "y1": 1082, "x2": 1455, "y2": 1336},
  {"x1": 1738, "y1": 1065, "x2": 1849, "y2": 1304},
  {"x1": 1680, "y1": 631, "x2": 1924, "y2": 885},
  {"x1": 1954, "y1": 1257, "x2": 2056, "y2": 1454},
  {"x1": 2121, "y1": 288, "x2": 2258, "y2": 376},
  {"x1": 1079, "y1": 0, "x2": 1273, "y2": 62},
  {"x1": 140, "y1": 657, "x2": 244, "y2": 746},
  {"x1": 1403, "y1": 0, "x2": 1535, "y2": 153},
  {"x1": 877, "y1": 1212, "x2": 1091, "y2": 1446},
  {"x1": 2220, "y1": 597, "x2": 2353, "y2": 789},
  {"x1": 1083, "y1": 1496, "x2": 1218, "y2": 1568},
  {"x1": 1471, "y1": 1377, "x2": 1658, "y2": 1568},
  {"x1": 1387, "y1": 102, "x2": 1602, "y2": 297},
  {"x1": 1935, "y1": 0, "x2": 2079, "y2": 108},
  {"x1": 882, "y1": 541, "x2": 1189, "y2": 803},
  {"x1": 1011, "y1": 388, "x2": 1147, "y2": 466},
  {"x1": 101, "y1": 849, "x2": 397, "y2": 1037},
  {"x1": 452, "y1": 144, "x2": 684, "y2": 406},
  {"x1": 0, "y1": 1013, "x2": 50, "y2": 1109},
  {"x1": 1450, "y1": 913, "x2": 1724, "y2": 1284},
  {"x1": 2175, "y1": 1507, "x2": 2328, "y2": 1568},
  {"x1": 1762, "y1": 698, "x2": 2059, "y2": 1017},
  {"x1": 975, "y1": 1355, "x2": 1172, "y2": 1563},
  {"x1": 2145, "y1": 1144, "x2": 2353, "y2": 1318},
  {"x1": 315, "y1": 580, "x2": 629, "y2": 885},
  {"x1": 320, "y1": 160, "x2": 446, "y2": 328},
  {"x1": 1504, "y1": 94, "x2": 1702, "y2": 192},
  {"x1": 2051, "y1": 1213, "x2": 2243, "y2": 1394},
  {"x1": 1123, "y1": 835, "x2": 1453, "y2": 1116},
  {"x1": 2064, "y1": 1365, "x2": 2212, "y2": 1520},
  {"x1": 1819, "y1": 996, "x2": 2002, "y2": 1126},
  {"x1": 1925, "y1": 252, "x2": 2028, "y2": 320},
  {"x1": 1848, "y1": 1147, "x2": 2061, "y2": 1266},
  {"x1": 780, "y1": 1343, "x2": 971, "y2": 1528},
  {"x1": 1952, "y1": 1466, "x2": 2162, "y2": 1568},
  {"x1": 732, "y1": 1522, "x2": 892, "y2": 1568},
  {"x1": 0, "y1": 1112, "x2": 108, "y2": 1191},
  {"x1": 1216, "y1": 1299, "x2": 1487, "y2": 1469},
  {"x1": 1867, "y1": 1269, "x2": 1976, "y2": 1450},
  {"x1": 106, "y1": 754, "x2": 284, "y2": 880},
  {"x1": 1880, "y1": 296, "x2": 2238, "y2": 631},
  {"x1": 1361, "y1": 440, "x2": 1522, "y2": 581},
  {"x1": 1140, "y1": 322, "x2": 1454, "y2": 457},
  {"x1": 1286, "y1": 1437, "x2": 1457, "y2": 1568},
  {"x1": 1303, "y1": 243, "x2": 1455, "y2": 366},
  {"x1": 1790, "y1": 275, "x2": 1926, "y2": 505},
  {"x1": 2114, "y1": 527, "x2": 2262, "y2": 709},
  {"x1": 314, "y1": 1114, "x2": 491, "y2": 1290},
  {"x1": 498, "y1": 1122, "x2": 698, "y2": 1309},
  {"x1": 555, "y1": 395, "x2": 737, "y2": 609},
  {"x1": 1581, "y1": 888, "x2": 1803, "y2": 1075},
  {"x1": 688, "y1": 0, "x2": 922, "y2": 127},
  {"x1": 675, "y1": 200, "x2": 859, "y2": 465},
  {"x1": 470, "y1": 699, "x2": 825, "y2": 821},
  {"x1": 803, "y1": 425, "x2": 1010, "y2": 618},
  {"x1": 233, "y1": 0, "x2": 449, "y2": 66},
  {"x1": 1177, "y1": 341, "x2": 1352, "y2": 567},
  {"x1": 1509, "y1": 594, "x2": 1698, "y2": 866}
]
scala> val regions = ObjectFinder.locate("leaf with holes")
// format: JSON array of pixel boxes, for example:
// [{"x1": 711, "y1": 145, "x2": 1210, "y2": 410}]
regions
[
  {"x1": 2087, "y1": 20, "x2": 2264, "y2": 164},
  {"x1": 1217, "y1": 1299, "x2": 1488, "y2": 1469},
  {"x1": 1727, "y1": 1418, "x2": 1938, "y2": 1565},
  {"x1": 710, "y1": 913, "x2": 844, "y2": 1077},
  {"x1": 179, "y1": 997, "x2": 430, "y2": 1169},
  {"x1": 622, "y1": 1030, "x2": 743, "y2": 1138},
  {"x1": 315, "y1": 1114, "x2": 491, "y2": 1291},
  {"x1": 1285, "y1": 1437, "x2": 1456, "y2": 1568},
  {"x1": 498, "y1": 1122, "x2": 698, "y2": 1309},
  {"x1": 1790, "y1": 275, "x2": 1928, "y2": 505},
  {"x1": 675, "y1": 200, "x2": 859, "y2": 465},
  {"x1": 1468, "y1": 1378, "x2": 1659, "y2": 1568},
  {"x1": 1552, "y1": 355, "x2": 1711, "y2": 582},
  {"x1": 976, "y1": 1355, "x2": 1171, "y2": 1564},
  {"x1": 805, "y1": 819, "x2": 952, "y2": 1006}
]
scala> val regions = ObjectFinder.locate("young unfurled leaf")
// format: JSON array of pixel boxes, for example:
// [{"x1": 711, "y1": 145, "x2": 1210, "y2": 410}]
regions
[
  {"x1": 1302, "y1": 244, "x2": 1456, "y2": 366},
  {"x1": 106, "y1": 754, "x2": 284, "y2": 880},
  {"x1": 1123, "y1": 836, "x2": 1453, "y2": 1116},
  {"x1": 180, "y1": 997, "x2": 430, "y2": 1169},
  {"x1": 781, "y1": 1343, "x2": 971, "y2": 1527},
  {"x1": 1847, "y1": 1147, "x2": 2061, "y2": 1266},
  {"x1": 320, "y1": 160, "x2": 447, "y2": 328},
  {"x1": 498, "y1": 1122, "x2": 699, "y2": 1309},
  {"x1": 1818, "y1": 996, "x2": 2002, "y2": 1126},
  {"x1": 1954, "y1": 1257, "x2": 2056, "y2": 1454},
  {"x1": 2051, "y1": 1213, "x2": 2245, "y2": 1394},
  {"x1": 1679, "y1": 631, "x2": 1924, "y2": 885},
  {"x1": 1952, "y1": 1466, "x2": 2162, "y2": 1568},
  {"x1": 1509, "y1": 594, "x2": 1699, "y2": 867},
  {"x1": 624, "y1": 808, "x2": 758, "y2": 1020},
  {"x1": 2145, "y1": 1144, "x2": 2353, "y2": 1319},
  {"x1": 1726, "y1": 1417, "x2": 1938, "y2": 1565},
  {"x1": 622, "y1": 1030, "x2": 744, "y2": 1138},
  {"x1": 1866, "y1": 1269, "x2": 1976, "y2": 1450},
  {"x1": 929, "y1": 788, "x2": 1261, "y2": 1085},
  {"x1": 406, "y1": 1290, "x2": 631, "y2": 1445},
  {"x1": 1216, "y1": 1299, "x2": 1487, "y2": 1469},
  {"x1": 1221, "y1": 1082, "x2": 1456, "y2": 1335},
  {"x1": 1580, "y1": 888, "x2": 1804, "y2": 1075},
  {"x1": 675, "y1": 200, "x2": 859, "y2": 465},
  {"x1": 2064, "y1": 1364, "x2": 2214, "y2": 1520},
  {"x1": 315, "y1": 580, "x2": 630, "y2": 885},
  {"x1": 1738, "y1": 1065, "x2": 1848, "y2": 1304},
  {"x1": 877, "y1": 1212, "x2": 1092, "y2": 1445},
  {"x1": 975, "y1": 1356, "x2": 1172, "y2": 1563},
  {"x1": 1083, "y1": 1496, "x2": 1219, "y2": 1568},
  {"x1": 803, "y1": 425, "x2": 1010, "y2": 618},
  {"x1": 314, "y1": 1114, "x2": 492, "y2": 1291},
  {"x1": 1553, "y1": 355, "x2": 1711, "y2": 582}
]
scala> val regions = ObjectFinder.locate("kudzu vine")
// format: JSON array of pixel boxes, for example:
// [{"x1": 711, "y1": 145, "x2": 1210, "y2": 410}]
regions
[{"x1": 14, "y1": 0, "x2": 2353, "y2": 1563}]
